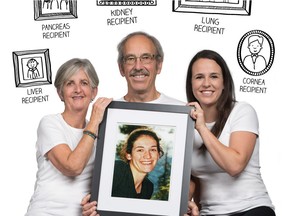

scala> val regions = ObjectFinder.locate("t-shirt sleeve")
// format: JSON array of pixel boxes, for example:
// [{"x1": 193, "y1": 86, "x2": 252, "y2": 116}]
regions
[
  {"x1": 36, "y1": 115, "x2": 68, "y2": 156},
  {"x1": 230, "y1": 102, "x2": 259, "y2": 135}
]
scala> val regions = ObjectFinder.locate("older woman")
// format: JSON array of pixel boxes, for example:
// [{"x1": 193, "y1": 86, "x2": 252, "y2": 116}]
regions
[{"x1": 25, "y1": 58, "x2": 112, "y2": 216}]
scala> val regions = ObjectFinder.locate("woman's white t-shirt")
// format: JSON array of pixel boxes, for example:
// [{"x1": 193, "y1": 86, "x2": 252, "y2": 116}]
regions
[
  {"x1": 25, "y1": 113, "x2": 96, "y2": 216},
  {"x1": 191, "y1": 101, "x2": 274, "y2": 215}
]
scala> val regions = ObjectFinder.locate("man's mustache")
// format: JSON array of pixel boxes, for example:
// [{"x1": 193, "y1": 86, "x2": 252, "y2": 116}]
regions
[{"x1": 129, "y1": 69, "x2": 150, "y2": 77}]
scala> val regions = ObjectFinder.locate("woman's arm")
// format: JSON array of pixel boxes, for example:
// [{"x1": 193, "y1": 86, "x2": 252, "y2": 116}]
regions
[
  {"x1": 197, "y1": 126, "x2": 256, "y2": 176},
  {"x1": 46, "y1": 97, "x2": 112, "y2": 176},
  {"x1": 188, "y1": 102, "x2": 257, "y2": 177}
]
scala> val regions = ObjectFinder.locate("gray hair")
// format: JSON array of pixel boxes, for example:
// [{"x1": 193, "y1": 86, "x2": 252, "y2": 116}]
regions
[
  {"x1": 117, "y1": 31, "x2": 164, "y2": 66},
  {"x1": 54, "y1": 58, "x2": 99, "y2": 96}
]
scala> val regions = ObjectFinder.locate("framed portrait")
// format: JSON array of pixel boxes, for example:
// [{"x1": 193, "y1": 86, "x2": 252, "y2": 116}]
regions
[
  {"x1": 34, "y1": 0, "x2": 77, "y2": 21},
  {"x1": 237, "y1": 29, "x2": 275, "y2": 76},
  {"x1": 91, "y1": 101, "x2": 194, "y2": 216},
  {"x1": 12, "y1": 49, "x2": 52, "y2": 87},
  {"x1": 173, "y1": 0, "x2": 252, "y2": 16}
]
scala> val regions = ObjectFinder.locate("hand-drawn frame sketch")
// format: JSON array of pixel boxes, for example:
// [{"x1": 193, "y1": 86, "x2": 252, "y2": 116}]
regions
[
  {"x1": 173, "y1": 0, "x2": 252, "y2": 15},
  {"x1": 237, "y1": 29, "x2": 275, "y2": 76},
  {"x1": 91, "y1": 101, "x2": 194, "y2": 216},
  {"x1": 12, "y1": 49, "x2": 52, "y2": 87},
  {"x1": 96, "y1": 0, "x2": 157, "y2": 6},
  {"x1": 34, "y1": 0, "x2": 77, "y2": 21}
]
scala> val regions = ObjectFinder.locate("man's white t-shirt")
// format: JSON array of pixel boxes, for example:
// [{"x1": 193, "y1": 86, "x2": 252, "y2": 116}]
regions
[{"x1": 118, "y1": 93, "x2": 184, "y2": 105}]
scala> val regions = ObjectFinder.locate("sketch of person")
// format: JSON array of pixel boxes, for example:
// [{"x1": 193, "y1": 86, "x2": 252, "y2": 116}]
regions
[
  {"x1": 42, "y1": 0, "x2": 69, "y2": 11},
  {"x1": 60, "y1": 0, "x2": 69, "y2": 10},
  {"x1": 43, "y1": 0, "x2": 59, "y2": 10},
  {"x1": 26, "y1": 58, "x2": 40, "y2": 79},
  {"x1": 243, "y1": 35, "x2": 267, "y2": 72},
  {"x1": 112, "y1": 128, "x2": 164, "y2": 199}
]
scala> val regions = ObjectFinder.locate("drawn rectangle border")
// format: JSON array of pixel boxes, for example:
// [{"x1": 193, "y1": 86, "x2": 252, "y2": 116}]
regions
[
  {"x1": 96, "y1": 0, "x2": 157, "y2": 6},
  {"x1": 12, "y1": 49, "x2": 52, "y2": 87},
  {"x1": 91, "y1": 101, "x2": 194, "y2": 216},
  {"x1": 34, "y1": 0, "x2": 77, "y2": 21},
  {"x1": 173, "y1": 0, "x2": 252, "y2": 15}
]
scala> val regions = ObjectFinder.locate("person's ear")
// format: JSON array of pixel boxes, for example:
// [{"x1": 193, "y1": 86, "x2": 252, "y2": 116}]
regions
[
  {"x1": 118, "y1": 64, "x2": 125, "y2": 77},
  {"x1": 92, "y1": 87, "x2": 98, "y2": 99},
  {"x1": 57, "y1": 89, "x2": 64, "y2": 102},
  {"x1": 156, "y1": 61, "x2": 163, "y2": 75},
  {"x1": 126, "y1": 153, "x2": 132, "y2": 160}
]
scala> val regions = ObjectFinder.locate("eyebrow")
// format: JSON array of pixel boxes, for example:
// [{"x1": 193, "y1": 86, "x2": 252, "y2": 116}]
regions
[
  {"x1": 134, "y1": 145, "x2": 158, "y2": 149},
  {"x1": 194, "y1": 71, "x2": 221, "y2": 75},
  {"x1": 125, "y1": 52, "x2": 152, "y2": 56}
]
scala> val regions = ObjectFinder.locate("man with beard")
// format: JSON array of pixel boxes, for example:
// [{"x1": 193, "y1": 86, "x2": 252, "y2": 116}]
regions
[{"x1": 81, "y1": 31, "x2": 199, "y2": 216}]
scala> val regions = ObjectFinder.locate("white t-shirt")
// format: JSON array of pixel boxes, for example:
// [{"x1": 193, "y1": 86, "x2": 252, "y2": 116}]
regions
[
  {"x1": 25, "y1": 113, "x2": 96, "y2": 216},
  {"x1": 118, "y1": 92, "x2": 184, "y2": 105},
  {"x1": 26, "y1": 93, "x2": 182, "y2": 216},
  {"x1": 191, "y1": 101, "x2": 274, "y2": 215}
]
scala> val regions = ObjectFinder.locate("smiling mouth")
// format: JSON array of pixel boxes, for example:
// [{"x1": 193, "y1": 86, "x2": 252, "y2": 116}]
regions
[
  {"x1": 201, "y1": 90, "x2": 214, "y2": 96},
  {"x1": 131, "y1": 74, "x2": 147, "y2": 78},
  {"x1": 72, "y1": 96, "x2": 84, "y2": 99},
  {"x1": 141, "y1": 161, "x2": 152, "y2": 165}
]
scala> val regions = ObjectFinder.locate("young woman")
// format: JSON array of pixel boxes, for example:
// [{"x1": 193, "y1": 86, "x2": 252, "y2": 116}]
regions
[
  {"x1": 186, "y1": 50, "x2": 275, "y2": 216},
  {"x1": 112, "y1": 127, "x2": 164, "y2": 199}
]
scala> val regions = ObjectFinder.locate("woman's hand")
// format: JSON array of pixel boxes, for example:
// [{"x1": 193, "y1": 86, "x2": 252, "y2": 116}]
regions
[
  {"x1": 187, "y1": 102, "x2": 206, "y2": 131},
  {"x1": 86, "y1": 97, "x2": 113, "y2": 133}
]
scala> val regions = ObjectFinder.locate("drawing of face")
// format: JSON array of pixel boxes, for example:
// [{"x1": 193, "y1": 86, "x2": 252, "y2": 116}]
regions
[
  {"x1": 27, "y1": 59, "x2": 38, "y2": 69},
  {"x1": 191, "y1": 58, "x2": 224, "y2": 108},
  {"x1": 119, "y1": 35, "x2": 162, "y2": 96},
  {"x1": 248, "y1": 40, "x2": 262, "y2": 54},
  {"x1": 126, "y1": 135, "x2": 160, "y2": 175},
  {"x1": 61, "y1": 69, "x2": 97, "y2": 113}
]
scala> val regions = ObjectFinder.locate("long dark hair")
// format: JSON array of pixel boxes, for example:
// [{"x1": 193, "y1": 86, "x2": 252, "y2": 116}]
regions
[{"x1": 186, "y1": 50, "x2": 236, "y2": 137}]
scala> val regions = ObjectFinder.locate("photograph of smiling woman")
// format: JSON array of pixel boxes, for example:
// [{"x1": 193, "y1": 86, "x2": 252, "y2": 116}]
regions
[{"x1": 111, "y1": 126, "x2": 173, "y2": 200}]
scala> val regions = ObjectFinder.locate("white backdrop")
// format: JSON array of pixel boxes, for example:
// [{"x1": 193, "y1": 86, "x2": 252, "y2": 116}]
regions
[{"x1": 0, "y1": 1, "x2": 287, "y2": 215}]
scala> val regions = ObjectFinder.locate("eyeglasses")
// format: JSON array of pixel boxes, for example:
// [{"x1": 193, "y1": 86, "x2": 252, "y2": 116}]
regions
[{"x1": 123, "y1": 53, "x2": 157, "y2": 65}]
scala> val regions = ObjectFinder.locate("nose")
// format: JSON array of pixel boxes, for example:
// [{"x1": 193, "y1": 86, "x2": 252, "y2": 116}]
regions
[
  {"x1": 203, "y1": 77, "x2": 211, "y2": 87},
  {"x1": 74, "y1": 83, "x2": 82, "y2": 93},
  {"x1": 143, "y1": 150, "x2": 152, "y2": 159},
  {"x1": 134, "y1": 57, "x2": 144, "y2": 70}
]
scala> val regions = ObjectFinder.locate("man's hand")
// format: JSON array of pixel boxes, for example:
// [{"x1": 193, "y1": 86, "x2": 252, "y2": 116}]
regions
[
  {"x1": 81, "y1": 194, "x2": 99, "y2": 216},
  {"x1": 184, "y1": 200, "x2": 199, "y2": 216}
]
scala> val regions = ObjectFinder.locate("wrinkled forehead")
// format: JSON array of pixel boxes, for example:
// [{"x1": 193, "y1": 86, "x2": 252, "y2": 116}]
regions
[{"x1": 123, "y1": 35, "x2": 156, "y2": 56}]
